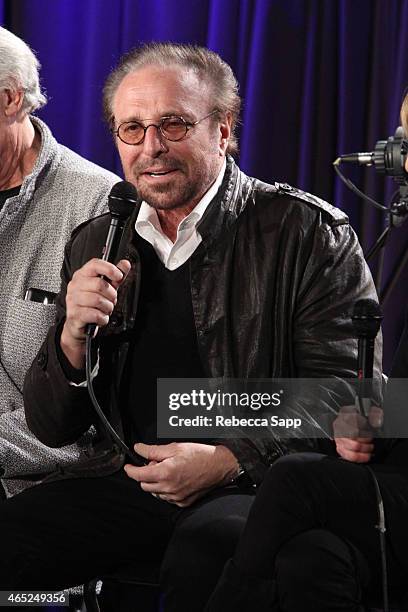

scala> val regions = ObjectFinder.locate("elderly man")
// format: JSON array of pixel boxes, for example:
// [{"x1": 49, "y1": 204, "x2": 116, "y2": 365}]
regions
[
  {"x1": 0, "y1": 43, "x2": 378, "y2": 610},
  {"x1": 0, "y1": 27, "x2": 120, "y2": 499}
]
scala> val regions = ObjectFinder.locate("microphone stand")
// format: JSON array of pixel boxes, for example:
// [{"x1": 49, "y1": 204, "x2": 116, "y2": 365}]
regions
[{"x1": 334, "y1": 160, "x2": 408, "y2": 303}]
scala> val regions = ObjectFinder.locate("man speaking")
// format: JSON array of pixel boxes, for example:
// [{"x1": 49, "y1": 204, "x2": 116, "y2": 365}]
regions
[{"x1": 0, "y1": 43, "x2": 379, "y2": 610}]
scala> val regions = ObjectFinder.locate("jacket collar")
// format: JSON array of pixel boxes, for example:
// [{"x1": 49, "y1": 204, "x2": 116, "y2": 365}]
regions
[
  {"x1": 191, "y1": 155, "x2": 253, "y2": 241},
  {"x1": 22, "y1": 116, "x2": 61, "y2": 201},
  {"x1": 194, "y1": 155, "x2": 254, "y2": 251}
]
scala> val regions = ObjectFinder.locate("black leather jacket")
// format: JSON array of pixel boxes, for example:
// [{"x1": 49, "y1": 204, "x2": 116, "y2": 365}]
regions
[{"x1": 24, "y1": 157, "x2": 381, "y2": 485}]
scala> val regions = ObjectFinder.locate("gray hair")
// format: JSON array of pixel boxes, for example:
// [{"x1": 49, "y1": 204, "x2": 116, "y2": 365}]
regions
[
  {"x1": 0, "y1": 26, "x2": 47, "y2": 114},
  {"x1": 103, "y1": 42, "x2": 241, "y2": 156}
]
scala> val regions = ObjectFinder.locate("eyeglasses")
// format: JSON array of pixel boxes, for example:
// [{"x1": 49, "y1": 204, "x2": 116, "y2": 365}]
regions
[{"x1": 112, "y1": 110, "x2": 218, "y2": 146}]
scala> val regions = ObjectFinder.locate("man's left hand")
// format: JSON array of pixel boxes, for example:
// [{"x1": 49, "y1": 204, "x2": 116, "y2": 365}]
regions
[{"x1": 124, "y1": 442, "x2": 239, "y2": 507}]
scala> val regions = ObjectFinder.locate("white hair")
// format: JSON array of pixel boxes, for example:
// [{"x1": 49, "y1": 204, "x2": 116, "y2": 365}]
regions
[{"x1": 0, "y1": 26, "x2": 47, "y2": 114}]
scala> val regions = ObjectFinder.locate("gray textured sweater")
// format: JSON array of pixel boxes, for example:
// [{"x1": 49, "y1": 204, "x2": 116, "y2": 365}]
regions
[{"x1": 0, "y1": 116, "x2": 120, "y2": 497}]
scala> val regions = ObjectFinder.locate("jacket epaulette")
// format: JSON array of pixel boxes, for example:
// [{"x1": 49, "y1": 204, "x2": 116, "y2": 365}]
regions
[{"x1": 274, "y1": 182, "x2": 348, "y2": 225}]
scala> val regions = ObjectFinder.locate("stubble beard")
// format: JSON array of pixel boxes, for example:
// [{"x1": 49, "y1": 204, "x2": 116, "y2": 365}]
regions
[
  {"x1": 135, "y1": 172, "x2": 198, "y2": 211},
  {"x1": 132, "y1": 156, "x2": 221, "y2": 211}
]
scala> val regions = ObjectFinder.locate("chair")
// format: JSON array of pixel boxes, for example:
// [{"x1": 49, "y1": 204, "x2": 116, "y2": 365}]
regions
[{"x1": 83, "y1": 562, "x2": 160, "y2": 612}]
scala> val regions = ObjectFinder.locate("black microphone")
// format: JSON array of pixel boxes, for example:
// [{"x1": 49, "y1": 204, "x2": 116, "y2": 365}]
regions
[
  {"x1": 87, "y1": 180, "x2": 137, "y2": 337},
  {"x1": 351, "y1": 299, "x2": 383, "y2": 416},
  {"x1": 339, "y1": 127, "x2": 408, "y2": 185}
]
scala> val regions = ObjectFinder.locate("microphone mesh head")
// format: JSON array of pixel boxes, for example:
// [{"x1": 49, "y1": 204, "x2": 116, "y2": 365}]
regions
[
  {"x1": 351, "y1": 299, "x2": 383, "y2": 338},
  {"x1": 108, "y1": 181, "x2": 138, "y2": 219}
]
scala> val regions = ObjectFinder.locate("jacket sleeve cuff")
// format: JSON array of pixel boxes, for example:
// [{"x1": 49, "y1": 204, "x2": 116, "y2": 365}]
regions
[
  {"x1": 212, "y1": 438, "x2": 274, "y2": 486},
  {"x1": 54, "y1": 323, "x2": 99, "y2": 385}
]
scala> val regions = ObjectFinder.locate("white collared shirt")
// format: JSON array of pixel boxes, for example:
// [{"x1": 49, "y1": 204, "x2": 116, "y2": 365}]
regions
[{"x1": 135, "y1": 158, "x2": 226, "y2": 270}]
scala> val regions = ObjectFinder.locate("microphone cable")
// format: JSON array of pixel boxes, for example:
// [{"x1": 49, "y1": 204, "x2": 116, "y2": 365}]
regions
[
  {"x1": 83, "y1": 180, "x2": 145, "y2": 466},
  {"x1": 365, "y1": 465, "x2": 389, "y2": 612},
  {"x1": 332, "y1": 158, "x2": 390, "y2": 214},
  {"x1": 85, "y1": 333, "x2": 145, "y2": 466}
]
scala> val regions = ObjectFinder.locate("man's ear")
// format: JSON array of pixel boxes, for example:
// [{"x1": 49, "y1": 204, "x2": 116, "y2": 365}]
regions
[
  {"x1": 218, "y1": 111, "x2": 232, "y2": 155},
  {"x1": 3, "y1": 88, "x2": 24, "y2": 117}
]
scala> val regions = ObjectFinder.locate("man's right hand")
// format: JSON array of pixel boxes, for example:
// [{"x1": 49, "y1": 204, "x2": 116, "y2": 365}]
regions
[
  {"x1": 333, "y1": 405, "x2": 383, "y2": 463},
  {"x1": 60, "y1": 258, "x2": 131, "y2": 369}
]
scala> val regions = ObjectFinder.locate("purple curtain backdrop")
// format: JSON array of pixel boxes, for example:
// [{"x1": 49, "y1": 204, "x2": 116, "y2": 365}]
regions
[{"x1": 1, "y1": 0, "x2": 407, "y2": 372}]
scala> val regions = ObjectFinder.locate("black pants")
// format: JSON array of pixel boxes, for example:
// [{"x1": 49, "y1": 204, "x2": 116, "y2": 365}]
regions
[
  {"x1": 208, "y1": 453, "x2": 408, "y2": 612},
  {"x1": 0, "y1": 470, "x2": 255, "y2": 611}
]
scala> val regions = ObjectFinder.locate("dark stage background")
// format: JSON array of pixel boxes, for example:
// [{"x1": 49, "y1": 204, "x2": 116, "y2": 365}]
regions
[{"x1": 1, "y1": 0, "x2": 407, "y2": 372}]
